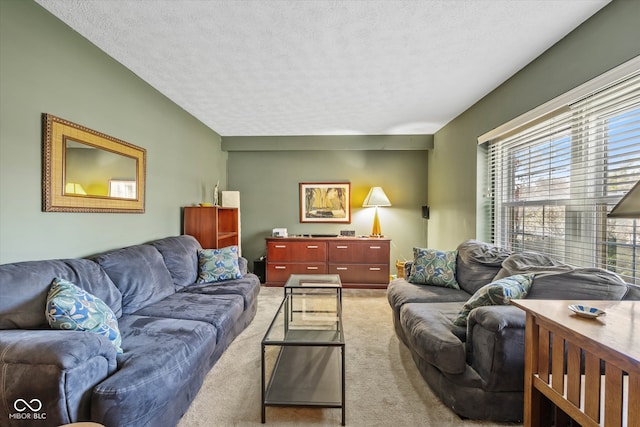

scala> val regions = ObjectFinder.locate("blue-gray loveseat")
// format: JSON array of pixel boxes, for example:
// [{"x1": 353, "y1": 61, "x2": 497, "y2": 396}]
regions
[
  {"x1": 388, "y1": 240, "x2": 640, "y2": 422},
  {"x1": 0, "y1": 235, "x2": 260, "y2": 427}
]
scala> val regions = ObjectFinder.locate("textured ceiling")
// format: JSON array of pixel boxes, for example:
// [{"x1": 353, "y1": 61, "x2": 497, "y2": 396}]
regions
[{"x1": 35, "y1": 0, "x2": 610, "y2": 136}]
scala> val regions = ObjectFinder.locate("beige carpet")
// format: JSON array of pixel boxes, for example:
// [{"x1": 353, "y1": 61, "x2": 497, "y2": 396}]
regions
[{"x1": 177, "y1": 286, "x2": 520, "y2": 427}]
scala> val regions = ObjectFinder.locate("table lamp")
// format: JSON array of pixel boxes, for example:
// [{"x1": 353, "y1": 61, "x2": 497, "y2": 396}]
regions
[
  {"x1": 362, "y1": 186, "x2": 391, "y2": 236},
  {"x1": 608, "y1": 179, "x2": 640, "y2": 218}
]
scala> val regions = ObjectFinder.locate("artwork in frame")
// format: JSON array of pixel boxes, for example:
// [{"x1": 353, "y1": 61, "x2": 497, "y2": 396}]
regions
[{"x1": 299, "y1": 182, "x2": 351, "y2": 223}]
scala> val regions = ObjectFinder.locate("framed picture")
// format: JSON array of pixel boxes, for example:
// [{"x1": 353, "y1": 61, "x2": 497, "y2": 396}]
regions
[{"x1": 300, "y1": 182, "x2": 351, "y2": 223}]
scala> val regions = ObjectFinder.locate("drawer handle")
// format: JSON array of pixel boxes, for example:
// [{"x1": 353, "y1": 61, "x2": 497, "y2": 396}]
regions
[
  {"x1": 336, "y1": 267, "x2": 348, "y2": 270},
  {"x1": 274, "y1": 245, "x2": 287, "y2": 248},
  {"x1": 336, "y1": 245, "x2": 348, "y2": 249},
  {"x1": 274, "y1": 266, "x2": 287, "y2": 270},
  {"x1": 369, "y1": 246, "x2": 382, "y2": 249},
  {"x1": 306, "y1": 245, "x2": 319, "y2": 249},
  {"x1": 369, "y1": 267, "x2": 381, "y2": 271},
  {"x1": 306, "y1": 266, "x2": 319, "y2": 270}
]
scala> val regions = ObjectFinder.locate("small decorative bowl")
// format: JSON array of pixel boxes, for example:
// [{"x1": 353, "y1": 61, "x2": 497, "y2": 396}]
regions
[{"x1": 568, "y1": 304, "x2": 606, "y2": 319}]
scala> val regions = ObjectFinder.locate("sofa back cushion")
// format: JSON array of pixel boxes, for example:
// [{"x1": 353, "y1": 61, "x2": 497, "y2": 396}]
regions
[
  {"x1": 625, "y1": 283, "x2": 640, "y2": 300},
  {"x1": 93, "y1": 245, "x2": 175, "y2": 314},
  {"x1": 0, "y1": 259, "x2": 122, "y2": 329},
  {"x1": 529, "y1": 268, "x2": 628, "y2": 300},
  {"x1": 455, "y1": 240, "x2": 512, "y2": 295},
  {"x1": 497, "y1": 251, "x2": 629, "y2": 300},
  {"x1": 148, "y1": 235, "x2": 202, "y2": 290}
]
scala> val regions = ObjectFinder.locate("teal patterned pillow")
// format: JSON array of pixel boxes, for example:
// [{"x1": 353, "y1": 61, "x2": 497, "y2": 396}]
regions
[
  {"x1": 408, "y1": 247, "x2": 459, "y2": 289},
  {"x1": 45, "y1": 277, "x2": 123, "y2": 353},
  {"x1": 453, "y1": 274, "x2": 534, "y2": 326},
  {"x1": 197, "y1": 246, "x2": 243, "y2": 283}
]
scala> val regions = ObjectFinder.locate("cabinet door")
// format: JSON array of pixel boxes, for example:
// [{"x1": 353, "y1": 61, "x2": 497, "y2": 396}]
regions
[
  {"x1": 328, "y1": 241, "x2": 389, "y2": 263},
  {"x1": 267, "y1": 241, "x2": 327, "y2": 262}
]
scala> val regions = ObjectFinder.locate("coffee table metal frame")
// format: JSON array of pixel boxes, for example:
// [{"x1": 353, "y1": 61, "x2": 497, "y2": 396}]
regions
[{"x1": 261, "y1": 274, "x2": 345, "y2": 425}]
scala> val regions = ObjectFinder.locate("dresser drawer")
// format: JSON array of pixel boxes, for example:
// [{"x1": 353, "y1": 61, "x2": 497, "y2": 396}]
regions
[
  {"x1": 267, "y1": 241, "x2": 327, "y2": 262},
  {"x1": 266, "y1": 262, "x2": 328, "y2": 283},
  {"x1": 328, "y1": 263, "x2": 389, "y2": 284},
  {"x1": 328, "y1": 241, "x2": 389, "y2": 263}
]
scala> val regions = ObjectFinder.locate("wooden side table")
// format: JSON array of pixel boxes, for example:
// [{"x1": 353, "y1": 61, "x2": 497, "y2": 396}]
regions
[{"x1": 512, "y1": 300, "x2": 639, "y2": 427}]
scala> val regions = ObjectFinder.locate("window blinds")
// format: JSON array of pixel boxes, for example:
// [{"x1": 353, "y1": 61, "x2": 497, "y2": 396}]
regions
[{"x1": 488, "y1": 70, "x2": 640, "y2": 283}]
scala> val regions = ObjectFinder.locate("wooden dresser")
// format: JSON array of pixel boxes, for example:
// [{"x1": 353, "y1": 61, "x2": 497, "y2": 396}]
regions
[{"x1": 265, "y1": 237, "x2": 390, "y2": 288}]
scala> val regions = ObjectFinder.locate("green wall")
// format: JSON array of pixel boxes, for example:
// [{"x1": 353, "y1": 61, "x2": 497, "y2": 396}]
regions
[
  {"x1": 429, "y1": 0, "x2": 640, "y2": 250},
  {"x1": 227, "y1": 149, "x2": 429, "y2": 268},
  {"x1": 3, "y1": 0, "x2": 639, "y2": 267},
  {"x1": 0, "y1": 1, "x2": 227, "y2": 263}
]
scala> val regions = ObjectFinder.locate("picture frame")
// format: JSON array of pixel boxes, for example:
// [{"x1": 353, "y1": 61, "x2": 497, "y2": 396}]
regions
[{"x1": 299, "y1": 182, "x2": 351, "y2": 223}]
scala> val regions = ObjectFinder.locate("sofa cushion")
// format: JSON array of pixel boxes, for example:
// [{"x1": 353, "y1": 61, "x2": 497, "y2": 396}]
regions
[
  {"x1": 133, "y1": 292, "x2": 244, "y2": 345},
  {"x1": 0, "y1": 259, "x2": 122, "y2": 329},
  {"x1": 400, "y1": 302, "x2": 467, "y2": 375},
  {"x1": 625, "y1": 283, "x2": 640, "y2": 300},
  {"x1": 408, "y1": 247, "x2": 460, "y2": 289},
  {"x1": 148, "y1": 235, "x2": 202, "y2": 290},
  {"x1": 456, "y1": 240, "x2": 512, "y2": 295},
  {"x1": 494, "y1": 251, "x2": 572, "y2": 280},
  {"x1": 46, "y1": 278, "x2": 123, "y2": 353},
  {"x1": 529, "y1": 268, "x2": 629, "y2": 300},
  {"x1": 387, "y1": 278, "x2": 471, "y2": 311},
  {"x1": 453, "y1": 274, "x2": 533, "y2": 326},
  {"x1": 183, "y1": 273, "x2": 261, "y2": 310},
  {"x1": 496, "y1": 252, "x2": 629, "y2": 300},
  {"x1": 196, "y1": 246, "x2": 243, "y2": 283},
  {"x1": 93, "y1": 245, "x2": 175, "y2": 314},
  {"x1": 91, "y1": 315, "x2": 217, "y2": 427}
]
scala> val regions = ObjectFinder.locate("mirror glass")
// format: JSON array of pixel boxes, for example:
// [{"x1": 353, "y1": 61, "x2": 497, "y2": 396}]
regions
[
  {"x1": 43, "y1": 114, "x2": 146, "y2": 213},
  {"x1": 64, "y1": 139, "x2": 138, "y2": 199}
]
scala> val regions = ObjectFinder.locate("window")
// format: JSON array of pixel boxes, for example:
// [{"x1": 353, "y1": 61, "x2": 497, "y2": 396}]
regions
[{"x1": 486, "y1": 70, "x2": 640, "y2": 283}]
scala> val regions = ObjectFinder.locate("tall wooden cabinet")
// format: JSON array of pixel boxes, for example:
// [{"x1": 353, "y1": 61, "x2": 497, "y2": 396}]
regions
[
  {"x1": 183, "y1": 206, "x2": 239, "y2": 249},
  {"x1": 265, "y1": 237, "x2": 390, "y2": 288}
]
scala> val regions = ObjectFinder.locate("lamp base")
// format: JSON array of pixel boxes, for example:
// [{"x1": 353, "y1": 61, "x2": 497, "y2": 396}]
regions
[{"x1": 371, "y1": 207, "x2": 383, "y2": 236}]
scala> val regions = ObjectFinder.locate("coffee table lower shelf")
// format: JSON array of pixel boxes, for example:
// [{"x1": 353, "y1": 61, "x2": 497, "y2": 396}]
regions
[{"x1": 262, "y1": 345, "x2": 345, "y2": 425}]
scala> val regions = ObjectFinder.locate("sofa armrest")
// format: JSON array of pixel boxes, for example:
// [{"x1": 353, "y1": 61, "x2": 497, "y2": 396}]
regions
[
  {"x1": 0, "y1": 330, "x2": 117, "y2": 426},
  {"x1": 238, "y1": 256, "x2": 249, "y2": 275},
  {"x1": 466, "y1": 305, "x2": 526, "y2": 392}
]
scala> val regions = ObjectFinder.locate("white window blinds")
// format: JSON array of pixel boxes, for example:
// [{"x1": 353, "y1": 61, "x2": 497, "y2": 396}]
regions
[{"x1": 487, "y1": 70, "x2": 640, "y2": 283}]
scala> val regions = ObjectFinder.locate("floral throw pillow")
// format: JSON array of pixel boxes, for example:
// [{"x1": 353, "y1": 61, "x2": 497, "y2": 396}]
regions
[
  {"x1": 452, "y1": 274, "x2": 534, "y2": 326},
  {"x1": 45, "y1": 277, "x2": 123, "y2": 353},
  {"x1": 197, "y1": 246, "x2": 243, "y2": 283},
  {"x1": 408, "y1": 247, "x2": 459, "y2": 289}
]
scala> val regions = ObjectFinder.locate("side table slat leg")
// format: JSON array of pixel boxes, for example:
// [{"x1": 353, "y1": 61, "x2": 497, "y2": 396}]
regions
[{"x1": 604, "y1": 364, "x2": 624, "y2": 427}]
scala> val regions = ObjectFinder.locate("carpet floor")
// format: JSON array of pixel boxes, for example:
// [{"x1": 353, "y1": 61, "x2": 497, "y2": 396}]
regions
[{"x1": 177, "y1": 286, "x2": 521, "y2": 427}]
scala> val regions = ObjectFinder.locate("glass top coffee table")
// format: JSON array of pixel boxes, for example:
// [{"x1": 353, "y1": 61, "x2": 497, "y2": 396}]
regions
[{"x1": 261, "y1": 274, "x2": 345, "y2": 425}]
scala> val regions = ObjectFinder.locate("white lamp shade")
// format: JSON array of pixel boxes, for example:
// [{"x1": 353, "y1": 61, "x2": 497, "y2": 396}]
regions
[
  {"x1": 65, "y1": 182, "x2": 87, "y2": 195},
  {"x1": 609, "y1": 180, "x2": 640, "y2": 218},
  {"x1": 362, "y1": 187, "x2": 391, "y2": 207}
]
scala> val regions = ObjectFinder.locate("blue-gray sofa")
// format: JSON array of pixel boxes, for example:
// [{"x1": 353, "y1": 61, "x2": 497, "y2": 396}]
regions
[
  {"x1": 0, "y1": 235, "x2": 260, "y2": 427},
  {"x1": 388, "y1": 240, "x2": 640, "y2": 422}
]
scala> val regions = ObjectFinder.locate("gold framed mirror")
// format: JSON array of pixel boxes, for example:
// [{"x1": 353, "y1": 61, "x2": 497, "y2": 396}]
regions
[{"x1": 43, "y1": 113, "x2": 146, "y2": 213}]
